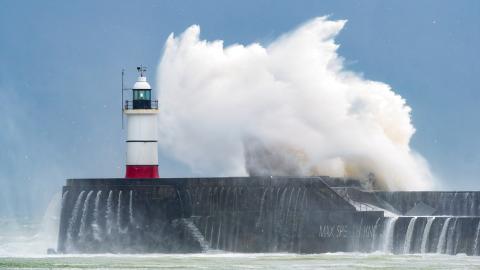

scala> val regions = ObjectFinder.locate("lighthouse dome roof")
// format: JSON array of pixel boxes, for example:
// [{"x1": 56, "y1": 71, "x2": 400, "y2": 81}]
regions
[{"x1": 133, "y1": 76, "x2": 151, "y2": 90}]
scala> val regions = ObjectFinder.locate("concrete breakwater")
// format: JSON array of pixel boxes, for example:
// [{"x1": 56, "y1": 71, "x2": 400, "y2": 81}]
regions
[
  {"x1": 57, "y1": 177, "x2": 480, "y2": 255},
  {"x1": 57, "y1": 177, "x2": 381, "y2": 253},
  {"x1": 375, "y1": 191, "x2": 480, "y2": 216}
]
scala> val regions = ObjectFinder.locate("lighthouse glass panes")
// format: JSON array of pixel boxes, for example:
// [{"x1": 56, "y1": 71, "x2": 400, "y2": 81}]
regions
[
  {"x1": 133, "y1": 89, "x2": 151, "y2": 109},
  {"x1": 133, "y1": 90, "x2": 151, "y2": 100}
]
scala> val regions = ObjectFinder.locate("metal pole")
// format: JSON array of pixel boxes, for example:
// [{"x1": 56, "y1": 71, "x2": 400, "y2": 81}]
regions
[{"x1": 121, "y1": 69, "x2": 124, "y2": 129}]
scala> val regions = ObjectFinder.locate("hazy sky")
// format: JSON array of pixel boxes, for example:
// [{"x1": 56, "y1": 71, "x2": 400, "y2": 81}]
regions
[{"x1": 0, "y1": 0, "x2": 479, "y2": 218}]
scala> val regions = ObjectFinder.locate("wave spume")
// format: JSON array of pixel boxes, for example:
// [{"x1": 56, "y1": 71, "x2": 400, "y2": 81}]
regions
[{"x1": 157, "y1": 17, "x2": 434, "y2": 190}]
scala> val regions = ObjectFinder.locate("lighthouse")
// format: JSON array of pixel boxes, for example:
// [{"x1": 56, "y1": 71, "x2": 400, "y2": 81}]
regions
[{"x1": 124, "y1": 66, "x2": 159, "y2": 178}]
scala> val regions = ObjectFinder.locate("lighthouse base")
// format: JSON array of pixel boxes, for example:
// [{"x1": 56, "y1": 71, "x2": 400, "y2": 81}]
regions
[{"x1": 125, "y1": 165, "x2": 159, "y2": 178}]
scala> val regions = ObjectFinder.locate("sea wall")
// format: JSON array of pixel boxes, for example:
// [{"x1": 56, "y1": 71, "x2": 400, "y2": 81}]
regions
[
  {"x1": 375, "y1": 191, "x2": 480, "y2": 216},
  {"x1": 330, "y1": 188, "x2": 480, "y2": 255},
  {"x1": 371, "y1": 216, "x2": 480, "y2": 255},
  {"x1": 57, "y1": 177, "x2": 382, "y2": 253}
]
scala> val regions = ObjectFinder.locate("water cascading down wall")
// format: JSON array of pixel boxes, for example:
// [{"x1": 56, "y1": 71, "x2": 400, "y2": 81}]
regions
[
  {"x1": 57, "y1": 177, "x2": 480, "y2": 255},
  {"x1": 371, "y1": 191, "x2": 480, "y2": 255},
  {"x1": 57, "y1": 177, "x2": 381, "y2": 253},
  {"x1": 333, "y1": 188, "x2": 480, "y2": 255}
]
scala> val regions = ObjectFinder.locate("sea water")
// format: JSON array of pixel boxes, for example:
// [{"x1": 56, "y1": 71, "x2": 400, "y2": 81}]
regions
[{"x1": 1, "y1": 253, "x2": 480, "y2": 269}]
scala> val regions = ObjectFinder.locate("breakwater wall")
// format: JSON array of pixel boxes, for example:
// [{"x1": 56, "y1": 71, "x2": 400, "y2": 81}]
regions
[{"x1": 57, "y1": 177, "x2": 382, "y2": 253}]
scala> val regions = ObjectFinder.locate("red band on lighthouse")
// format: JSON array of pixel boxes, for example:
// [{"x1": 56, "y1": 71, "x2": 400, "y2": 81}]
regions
[{"x1": 125, "y1": 165, "x2": 159, "y2": 178}]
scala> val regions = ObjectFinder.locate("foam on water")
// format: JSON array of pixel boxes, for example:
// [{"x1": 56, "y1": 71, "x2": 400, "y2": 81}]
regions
[
  {"x1": 0, "y1": 192, "x2": 62, "y2": 257},
  {"x1": 1, "y1": 253, "x2": 480, "y2": 269}
]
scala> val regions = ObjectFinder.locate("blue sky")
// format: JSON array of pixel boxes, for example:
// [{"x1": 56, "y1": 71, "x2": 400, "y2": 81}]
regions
[{"x1": 0, "y1": 0, "x2": 479, "y2": 218}]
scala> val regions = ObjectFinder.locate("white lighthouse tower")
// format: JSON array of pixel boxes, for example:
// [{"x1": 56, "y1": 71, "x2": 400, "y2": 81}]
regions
[{"x1": 124, "y1": 66, "x2": 159, "y2": 178}]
